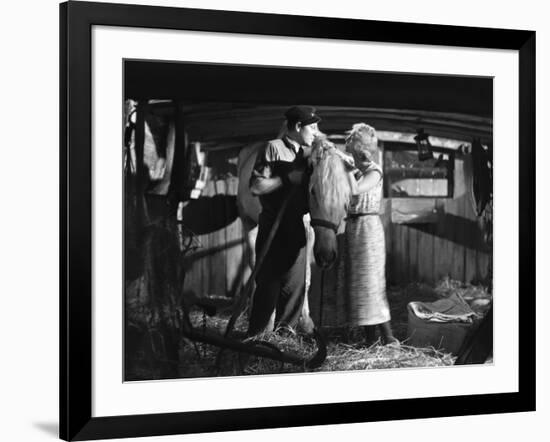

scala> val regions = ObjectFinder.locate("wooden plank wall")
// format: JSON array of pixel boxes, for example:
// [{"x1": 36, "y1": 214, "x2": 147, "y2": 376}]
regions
[
  {"x1": 182, "y1": 155, "x2": 491, "y2": 312},
  {"x1": 182, "y1": 176, "x2": 247, "y2": 298},
  {"x1": 388, "y1": 156, "x2": 491, "y2": 286}
]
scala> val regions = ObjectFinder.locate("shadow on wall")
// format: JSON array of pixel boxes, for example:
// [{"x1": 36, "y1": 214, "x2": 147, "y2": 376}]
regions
[
  {"x1": 180, "y1": 194, "x2": 239, "y2": 235},
  {"x1": 404, "y1": 189, "x2": 489, "y2": 253},
  {"x1": 140, "y1": 193, "x2": 240, "y2": 236},
  {"x1": 412, "y1": 213, "x2": 489, "y2": 252}
]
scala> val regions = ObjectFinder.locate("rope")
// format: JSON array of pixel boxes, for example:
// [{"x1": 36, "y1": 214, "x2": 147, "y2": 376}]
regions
[{"x1": 319, "y1": 269, "x2": 325, "y2": 327}]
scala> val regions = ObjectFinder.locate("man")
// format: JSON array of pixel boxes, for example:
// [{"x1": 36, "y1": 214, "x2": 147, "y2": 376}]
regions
[{"x1": 247, "y1": 105, "x2": 320, "y2": 336}]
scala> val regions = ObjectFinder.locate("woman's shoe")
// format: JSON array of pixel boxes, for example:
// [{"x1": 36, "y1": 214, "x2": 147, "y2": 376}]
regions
[
  {"x1": 379, "y1": 321, "x2": 400, "y2": 347},
  {"x1": 381, "y1": 335, "x2": 401, "y2": 347}
]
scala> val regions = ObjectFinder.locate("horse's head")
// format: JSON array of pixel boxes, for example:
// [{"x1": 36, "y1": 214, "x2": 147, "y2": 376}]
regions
[{"x1": 308, "y1": 135, "x2": 351, "y2": 268}]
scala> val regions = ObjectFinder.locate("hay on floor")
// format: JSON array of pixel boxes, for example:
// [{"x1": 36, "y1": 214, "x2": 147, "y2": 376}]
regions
[{"x1": 127, "y1": 278, "x2": 490, "y2": 380}]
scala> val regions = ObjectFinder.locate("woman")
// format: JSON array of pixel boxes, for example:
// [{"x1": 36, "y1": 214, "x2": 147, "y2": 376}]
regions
[{"x1": 337, "y1": 123, "x2": 398, "y2": 346}]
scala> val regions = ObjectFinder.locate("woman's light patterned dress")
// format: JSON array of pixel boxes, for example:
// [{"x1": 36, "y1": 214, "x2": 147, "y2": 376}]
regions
[{"x1": 336, "y1": 162, "x2": 390, "y2": 326}]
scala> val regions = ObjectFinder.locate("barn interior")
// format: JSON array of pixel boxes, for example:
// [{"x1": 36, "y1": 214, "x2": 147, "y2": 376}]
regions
[{"x1": 124, "y1": 60, "x2": 493, "y2": 379}]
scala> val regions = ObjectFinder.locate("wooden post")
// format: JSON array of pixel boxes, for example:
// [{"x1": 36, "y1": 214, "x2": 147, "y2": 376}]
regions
[
  {"x1": 134, "y1": 101, "x2": 147, "y2": 228},
  {"x1": 168, "y1": 102, "x2": 188, "y2": 200}
]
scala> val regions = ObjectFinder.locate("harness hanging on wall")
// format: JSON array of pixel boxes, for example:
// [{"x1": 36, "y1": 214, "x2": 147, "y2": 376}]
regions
[
  {"x1": 180, "y1": 141, "x2": 210, "y2": 201},
  {"x1": 470, "y1": 137, "x2": 493, "y2": 217},
  {"x1": 454, "y1": 138, "x2": 493, "y2": 365},
  {"x1": 124, "y1": 101, "x2": 142, "y2": 281}
]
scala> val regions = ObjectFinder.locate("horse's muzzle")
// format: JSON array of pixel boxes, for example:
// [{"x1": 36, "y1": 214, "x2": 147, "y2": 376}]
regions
[{"x1": 314, "y1": 250, "x2": 337, "y2": 269}]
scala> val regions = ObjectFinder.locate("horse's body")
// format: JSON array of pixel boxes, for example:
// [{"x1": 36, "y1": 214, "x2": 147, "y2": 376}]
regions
[{"x1": 236, "y1": 142, "x2": 263, "y2": 270}]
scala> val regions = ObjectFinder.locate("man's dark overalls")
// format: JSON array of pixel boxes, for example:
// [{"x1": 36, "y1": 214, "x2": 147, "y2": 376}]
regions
[{"x1": 247, "y1": 136, "x2": 309, "y2": 336}]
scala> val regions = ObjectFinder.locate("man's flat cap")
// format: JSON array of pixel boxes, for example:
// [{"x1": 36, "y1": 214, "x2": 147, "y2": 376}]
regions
[{"x1": 284, "y1": 106, "x2": 321, "y2": 126}]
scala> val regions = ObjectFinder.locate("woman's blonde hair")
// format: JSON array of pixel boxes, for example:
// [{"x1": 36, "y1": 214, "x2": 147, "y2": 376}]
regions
[{"x1": 345, "y1": 123, "x2": 378, "y2": 156}]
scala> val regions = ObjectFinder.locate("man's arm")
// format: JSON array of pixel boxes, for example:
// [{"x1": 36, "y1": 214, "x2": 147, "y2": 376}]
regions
[
  {"x1": 251, "y1": 168, "x2": 305, "y2": 195},
  {"x1": 249, "y1": 141, "x2": 306, "y2": 195},
  {"x1": 250, "y1": 175, "x2": 284, "y2": 196},
  {"x1": 250, "y1": 141, "x2": 282, "y2": 196}
]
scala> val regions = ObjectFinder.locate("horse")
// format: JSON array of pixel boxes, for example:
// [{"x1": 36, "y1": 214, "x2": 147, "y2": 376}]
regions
[
  {"x1": 235, "y1": 128, "x2": 357, "y2": 332},
  {"x1": 307, "y1": 135, "x2": 353, "y2": 269}
]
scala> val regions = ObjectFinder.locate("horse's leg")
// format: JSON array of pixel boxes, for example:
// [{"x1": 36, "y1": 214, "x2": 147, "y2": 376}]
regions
[
  {"x1": 245, "y1": 224, "x2": 258, "y2": 272},
  {"x1": 298, "y1": 218, "x2": 315, "y2": 334}
]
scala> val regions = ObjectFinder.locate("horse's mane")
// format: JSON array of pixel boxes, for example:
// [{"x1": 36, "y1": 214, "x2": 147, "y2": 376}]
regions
[{"x1": 309, "y1": 135, "x2": 351, "y2": 217}]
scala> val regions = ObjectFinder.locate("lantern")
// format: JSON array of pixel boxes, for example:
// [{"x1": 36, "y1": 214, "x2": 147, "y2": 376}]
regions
[{"x1": 414, "y1": 128, "x2": 433, "y2": 161}]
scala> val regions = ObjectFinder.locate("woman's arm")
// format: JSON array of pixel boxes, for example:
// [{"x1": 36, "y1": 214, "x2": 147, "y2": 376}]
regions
[{"x1": 347, "y1": 168, "x2": 382, "y2": 196}]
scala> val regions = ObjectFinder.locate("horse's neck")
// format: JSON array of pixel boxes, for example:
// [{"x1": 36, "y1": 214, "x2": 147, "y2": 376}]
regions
[
  {"x1": 314, "y1": 151, "x2": 351, "y2": 221},
  {"x1": 237, "y1": 142, "x2": 263, "y2": 174}
]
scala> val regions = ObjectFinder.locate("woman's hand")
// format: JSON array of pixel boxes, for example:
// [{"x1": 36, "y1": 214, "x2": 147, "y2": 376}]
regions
[
  {"x1": 347, "y1": 170, "x2": 359, "y2": 195},
  {"x1": 348, "y1": 169, "x2": 382, "y2": 196},
  {"x1": 332, "y1": 148, "x2": 356, "y2": 170}
]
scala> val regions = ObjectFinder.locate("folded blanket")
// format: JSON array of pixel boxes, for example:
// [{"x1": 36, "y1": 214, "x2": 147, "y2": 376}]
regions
[{"x1": 408, "y1": 293, "x2": 479, "y2": 324}]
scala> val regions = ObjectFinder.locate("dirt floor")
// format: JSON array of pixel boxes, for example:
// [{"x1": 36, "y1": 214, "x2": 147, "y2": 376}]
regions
[{"x1": 125, "y1": 278, "x2": 491, "y2": 381}]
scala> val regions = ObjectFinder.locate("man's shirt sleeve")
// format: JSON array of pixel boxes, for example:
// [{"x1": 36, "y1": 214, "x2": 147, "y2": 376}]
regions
[{"x1": 249, "y1": 141, "x2": 279, "y2": 188}]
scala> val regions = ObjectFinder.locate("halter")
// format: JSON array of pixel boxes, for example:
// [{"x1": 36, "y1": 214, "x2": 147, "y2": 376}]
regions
[{"x1": 310, "y1": 218, "x2": 339, "y2": 233}]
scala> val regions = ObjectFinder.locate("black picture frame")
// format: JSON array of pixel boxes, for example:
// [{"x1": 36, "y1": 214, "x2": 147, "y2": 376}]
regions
[{"x1": 60, "y1": 1, "x2": 536, "y2": 440}]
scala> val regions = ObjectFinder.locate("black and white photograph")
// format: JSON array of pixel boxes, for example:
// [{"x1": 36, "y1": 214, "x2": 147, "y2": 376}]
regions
[
  {"x1": 123, "y1": 60, "x2": 494, "y2": 381},
  {"x1": 1, "y1": 0, "x2": 543, "y2": 441}
]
